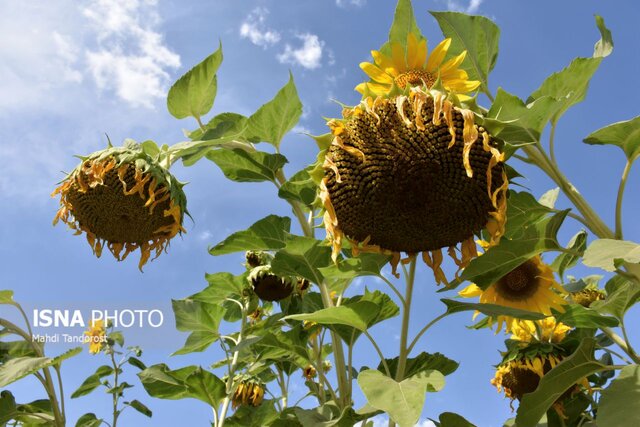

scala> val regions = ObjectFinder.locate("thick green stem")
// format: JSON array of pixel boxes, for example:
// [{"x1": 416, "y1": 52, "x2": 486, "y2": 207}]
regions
[
  {"x1": 615, "y1": 159, "x2": 633, "y2": 240},
  {"x1": 395, "y1": 258, "x2": 416, "y2": 382},
  {"x1": 407, "y1": 312, "x2": 448, "y2": 354},
  {"x1": 218, "y1": 303, "x2": 248, "y2": 427},
  {"x1": 110, "y1": 351, "x2": 121, "y2": 427},
  {"x1": 601, "y1": 327, "x2": 640, "y2": 364}
]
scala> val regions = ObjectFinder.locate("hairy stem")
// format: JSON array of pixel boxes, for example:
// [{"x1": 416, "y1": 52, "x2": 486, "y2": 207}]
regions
[{"x1": 615, "y1": 159, "x2": 633, "y2": 239}]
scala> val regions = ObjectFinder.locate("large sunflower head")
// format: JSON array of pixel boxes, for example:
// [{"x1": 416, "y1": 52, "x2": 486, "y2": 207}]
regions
[
  {"x1": 356, "y1": 34, "x2": 481, "y2": 98},
  {"x1": 492, "y1": 353, "x2": 563, "y2": 402},
  {"x1": 52, "y1": 141, "x2": 187, "y2": 270},
  {"x1": 249, "y1": 265, "x2": 295, "y2": 302},
  {"x1": 459, "y1": 256, "x2": 567, "y2": 332},
  {"x1": 320, "y1": 87, "x2": 507, "y2": 279}
]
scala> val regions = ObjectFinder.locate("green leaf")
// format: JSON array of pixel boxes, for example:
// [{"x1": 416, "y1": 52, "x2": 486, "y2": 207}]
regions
[
  {"x1": 206, "y1": 149, "x2": 287, "y2": 183},
  {"x1": 319, "y1": 253, "x2": 390, "y2": 283},
  {"x1": 209, "y1": 215, "x2": 291, "y2": 255},
  {"x1": 0, "y1": 356, "x2": 51, "y2": 388},
  {"x1": 593, "y1": 15, "x2": 614, "y2": 58},
  {"x1": 0, "y1": 341, "x2": 38, "y2": 361},
  {"x1": 358, "y1": 369, "x2": 444, "y2": 427},
  {"x1": 278, "y1": 167, "x2": 317, "y2": 207},
  {"x1": 439, "y1": 412, "x2": 476, "y2": 427},
  {"x1": 167, "y1": 44, "x2": 223, "y2": 120},
  {"x1": 71, "y1": 365, "x2": 114, "y2": 398},
  {"x1": 430, "y1": 11, "x2": 500, "y2": 95},
  {"x1": 0, "y1": 290, "x2": 15, "y2": 305},
  {"x1": 0, "y1": 390, "x2": 17, "y2": 424},
  {"x1": 191, "y1": 272, "x2": 246, "y2": 305},
  {"x1": 583, "y1": 239, "x2": 640, "y2": 272},
  {"x1": 379, "y1": 352, "x2": 459, "y2": 378},
  {"x1": 271, "y1": 236, "x2": 332, "y2": 284},
  {"x1": 187, "y1": 112, "x2": 248, "y2": 141},
  {"x1": 172, "y1": 298, "x2": 225, "y2": 336},
  {"x1": 598, "y1": 364, "x2": 640, "y2": 427},
  {"x1": 172, "y1": 331, "x2": 219, "y2": 356},
  {"x1": 333, "y1": 290, "x2": 400, "y2": 343},
  {"x1": 516, "y1": 338, "x2": 606, "y2": 427},
  {"x1": 127, "y1": 357, "x2": 146, "y2": 370},
  {"x1": 503, "y1": 191, "x2": 554, "y2": 239},
  {"x1": 538, "y1": 188, "x2": 560, "y2": 209},
  {"x1": 245, "y1": 73, "x2": 302, "y2": 148},
  {"x1": 584, "y1": 116, "x2": 640, "y2": 161},
  {"x1": 183, "y1": 367, "x2": 227, "y2": 408},
  {"x1": 284, "y1": 301, "x2": 379, "y2": 331},
  {"x1": 591, "y1": 280, "x2": 640, "y2": 320},
  {"x1": 138, "y1": 364, "x2": 225, "y2": 407},
  {"x1": 553, "y1": 304, "x2": 618, "y2": 328},
  {"x1": 462, "y1": 210, "x2": 568, "y2": 288},
  {"x1": 442, "y1": 299, "x2": 546, "y2": 321},
  {"x1": 75, "y1": 413, "x2": 103, "y2": 427},
  {"x1": 385, "y1": 0, "x2": 421, "y2": 53},
  {"x1": 127, "y1": 399, "x2": 152, "y2": 418},
  {"x1": 528, "y1": 57, "x2": 601, "y2": 124},
  {"x1": 551, "y1": 230, "x2": 587, "y2": 280}
]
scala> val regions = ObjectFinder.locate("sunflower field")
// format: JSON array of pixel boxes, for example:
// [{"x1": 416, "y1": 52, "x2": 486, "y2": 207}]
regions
[{"x1": 2, "y1": 0, "x2": 640, "y2": 426}]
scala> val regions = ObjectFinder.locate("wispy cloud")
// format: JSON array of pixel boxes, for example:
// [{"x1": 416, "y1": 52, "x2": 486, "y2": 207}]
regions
[
  {"x1": 336, "y1": 0, "x2": 366, "y2": 8},
  {"x1": 446, "y1": 0, "x2": 483, "y2": 13},
  {"x1": 277, "y1": 33, "x2": 324, "y2": 69},
  {"x1": 83, "y1": 0, "x2": 181, "y2": 108},
  {"x1": 239, "y1": 7, "x2": 281, "y2": 48}
]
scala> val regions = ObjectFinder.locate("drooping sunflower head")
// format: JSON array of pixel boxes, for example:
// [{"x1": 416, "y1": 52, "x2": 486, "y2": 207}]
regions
[
  {"x1": 492, "y1": 353, "x2": 563, "y2": 401},
  {"x1": 510, "y1": 318, "x2": 572, "y2": 344},
  {"x1": 84, "y1": 319, "x2": 107, "y2": 354},
  {"x1": 570, "y1": 287, "x2": 606, "y2": 307},
  {"x1": 303, "y1": 364, "x2": 317, "y2": 380},
  {"x1": 249, "y1": 265, "x2": 295, "y2": 302},
  {"x1": 459, "y1": 256, "x2": 567, "y2": 332},
  {"x1": 231, "y1": 378, "x2": 265, "y2": 409},
  {"x1": 356, "y1": 33, "x2": 481, "y2": 98},
  {"x1": 245, "y1": 250, "x2": 270, "y2": 269},
  {"x1": 320, "y1": 87, "x2": 507, "y2": 280},
  {"x1": 52, "y1": 142, "x2": 187, "y2": 271}
]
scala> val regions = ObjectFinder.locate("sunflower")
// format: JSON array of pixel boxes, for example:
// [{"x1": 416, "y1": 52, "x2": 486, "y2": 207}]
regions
[
  {"x1": 510, "y1": 318, "x2": 571, "y2": 343},
  {"x1": 355, "y1": 34, "x2": 481, "y2": 98},
  {"x1": 52, "y1": 142, "x2": 187, "y2": 271},
  {"x1": 320, "y1": 87, "x2": 507, "y2": 280},
  {"x1": 249, "y1": 265, "x2": 295, "y2": 302},
  {"x1": 303, "y1": 364, "x2": 317, "y2": 380},
  {"x1": 459, "y1": 256, "x2": 567, "y2": 332},
  {"x1": 231, "y1": 379, "x2": 265, "y2": 409},
  {"x1": 84, "y1": 319, "x2": 106, "y2": 354},
  {"x1": 570, "y1": 287, "x2": 606, "y2": 307},
  {"x1": 492, "y1": 353, "x2": 563, "y2": 402}
]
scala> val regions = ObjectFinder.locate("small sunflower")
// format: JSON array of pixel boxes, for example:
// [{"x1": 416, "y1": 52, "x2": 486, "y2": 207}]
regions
[
  {"x1": 570, "y1": 287, "x2": 606, "y2": 307},
  {"x1": 84, "y1": 319, "x2": 106, "y2": 354},
  {"x1": 249, "y1": 265, "x2": 295, "y2": 302},
  {"x1": 303, "y1": 364, "x2": 317, "y2": 380},
  {"x1": 320, "y1": 87, "x2": 507, "y2": 279},
  {"x1": 459, "y1": 256, "x2": 567, "y2": 332},
  {"x1": 510, "y1": 318, "x2": 571, "y2": 343},
  {"x1": 52, "y1": 142, "x2": 187, "y2": 270},
  {"x1": 231, "y1": 379, "x2": 265, "y2": 409},
  {"x1": 356, "y1": 34, "x2": 481, "y2": 97}
]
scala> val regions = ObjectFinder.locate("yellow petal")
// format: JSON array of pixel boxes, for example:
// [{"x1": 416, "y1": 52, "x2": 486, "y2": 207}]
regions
[
  {"x1": 407, "y1": 33, "x2": 422, "y2": 69},
  {"x1": 391, "y1": 42, "x2": 407, "y2": 71},
  {"x1": 459, "y1": 284, "x2": 483, "y2": 298},
  {"x1": 371, "y1": 50, "x2": 397, "y2": 76},
  {"x1": 440, "y1": 51, "x2": 467, "y2": 74},
  {"x1": 426, "y1": 38, "x2": 451, "y2": 72},
  {"x1": 359, "y1": 62, "x2": 394, "y2": 84}
]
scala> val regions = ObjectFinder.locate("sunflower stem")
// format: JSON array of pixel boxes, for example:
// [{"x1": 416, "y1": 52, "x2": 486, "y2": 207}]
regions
[
  {"x1": 407, "y1": 312, "x2": 448, "y2": 354},
  {"x1": 601, "y1": 327, "x2": 640, "y2": 364},
  {"x1": 395, "y1": 258, "x2": 417, "y2": 381},
  {"x1": 615, "y1": 159, "x2": 632, "y2": 240}
]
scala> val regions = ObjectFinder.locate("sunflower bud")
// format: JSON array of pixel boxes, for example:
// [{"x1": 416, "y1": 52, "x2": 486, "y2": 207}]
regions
[
  {"x1": 303, "y1": 364, "x2": 317, "y2": 380},
  {"x1": 249, "y1": 265, "x2": 294, "y2": 302},
  {"x1": 231, "y1": 379, "x2": 264, "y2": 409},
  {"x1": 52, "y1": 142, "x2": 187, "y2": 270},
  {"x1": 570, "y1": 288, "x2": 606, "y2": 307}
]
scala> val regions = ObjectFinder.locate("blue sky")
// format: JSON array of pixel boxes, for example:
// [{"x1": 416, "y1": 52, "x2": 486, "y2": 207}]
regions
[{"x1": 1, "y1": 0, "x2": 639, "y2": 426}]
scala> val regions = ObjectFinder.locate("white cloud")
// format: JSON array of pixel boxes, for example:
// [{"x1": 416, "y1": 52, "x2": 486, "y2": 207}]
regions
[
  {"x1": 446, "y1": 0, "x2": 483, "y2": 13},
  {"x1": 277, "y1": 33, "x2": 324, "y2": 69},
  {"x1": 83, "y1": 0, "x2": 181, "y2": 108},
  {"x1": 198, "y1": 230, "x2": 213, "y2": 241},
  {"x1": 239, "y1": 7, "x2": 281, "y2": 48},
  {"x1": 336, "y1": 0, "x2": 366, "y2": 8}
]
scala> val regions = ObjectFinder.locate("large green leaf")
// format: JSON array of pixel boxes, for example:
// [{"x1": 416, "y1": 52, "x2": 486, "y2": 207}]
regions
[
  {"x1": 384, "y1": 0, "x2": 421, "y2": 54},
  {"x1": 278, "y1": 167, "x2": 317, "y2": 207},
  {"x1": 209, "y1": 215, "x2": 291, "y2": 256},
  {"x1": 245, "y1": 73, "x2": 302, "y2": 148},
  {"x1": 552, "y1": 304, "x2": 618, "y2": 328},
  {"x1": 138, "y1": 364, "x2": 226, "y2": 407},
  {"x1": 0, "y1": 356, "x2": 51, "y2": 387},
  {"x1": 0, "y1": 390, "x2": 17, "y2": 424},
  {"x1": 598, "y1": 365, "x2": 640, "y2": 427},
  {"x1": 430, "y1": 11, "x2": 500, "y2": 95},
  {"x1": 442, "y1": 299, "x2": 546, "y2": 321},
  {"x1": 284, "y1": 301, "x2": 379, "y2": 331},
  {"x1": 516, "y1": 338, "x2": 606, "y2": 427},
  {"x1": 190, "y1": 272, "x2": 246, "y2": 305},
  {"x1": 75, "y1": 413, "x2": 103, "y2": 427},
  {"x1": 206, "y1": 149, "x2": 287, "y2": 183},
  {"x1": 551, "y1": 230, "x2": 587, "y2": 280},
  {"x1": 358, "y1": 369, "x2": 444, "y2": 427},
  {"x1": 591, "y1": 280, "x2": 640, "y2": 320},
  {"x1": 379, "y1": 352, "x2": 459, "y2": 378},
  {"x1": 333, "y1": 290, "x2": 400, "y2": 343},
  {"x1": 484, "y1": 90, "x2": 558, "y2": 150},
  {"x1": 172, "y1": 299, "x2": 225, "y2": 333},
  {"x1": 502, "y1": 191, "x2": 554, "y2": 239},
  {"x1": 583, "y1": 239, "x2": 640, "y2": 272},
  {"x1": 71, "y1": 365, "x2": 114, "y2": 398},
  {"x1": 187, "y1": 112, "x2": 248, "y2": 141},
  {"x1": 167, "y1": 44, "x2": 223, "y2": 120},
  {"x1": 271, "y1": 236, "x2": 332, "y2": 284},
  {"x1": 439, "y1": 412, "x2": 476, "y2": 427},
  {"x1": 462, "y1": 210, "x2": 568, "y2": 288},
  {"x1": 584, "y1": 116, "x2": 640, "y2": 161},
  {"x1": 318, "y1": 253, "x2": 390, "y2": 282}
]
